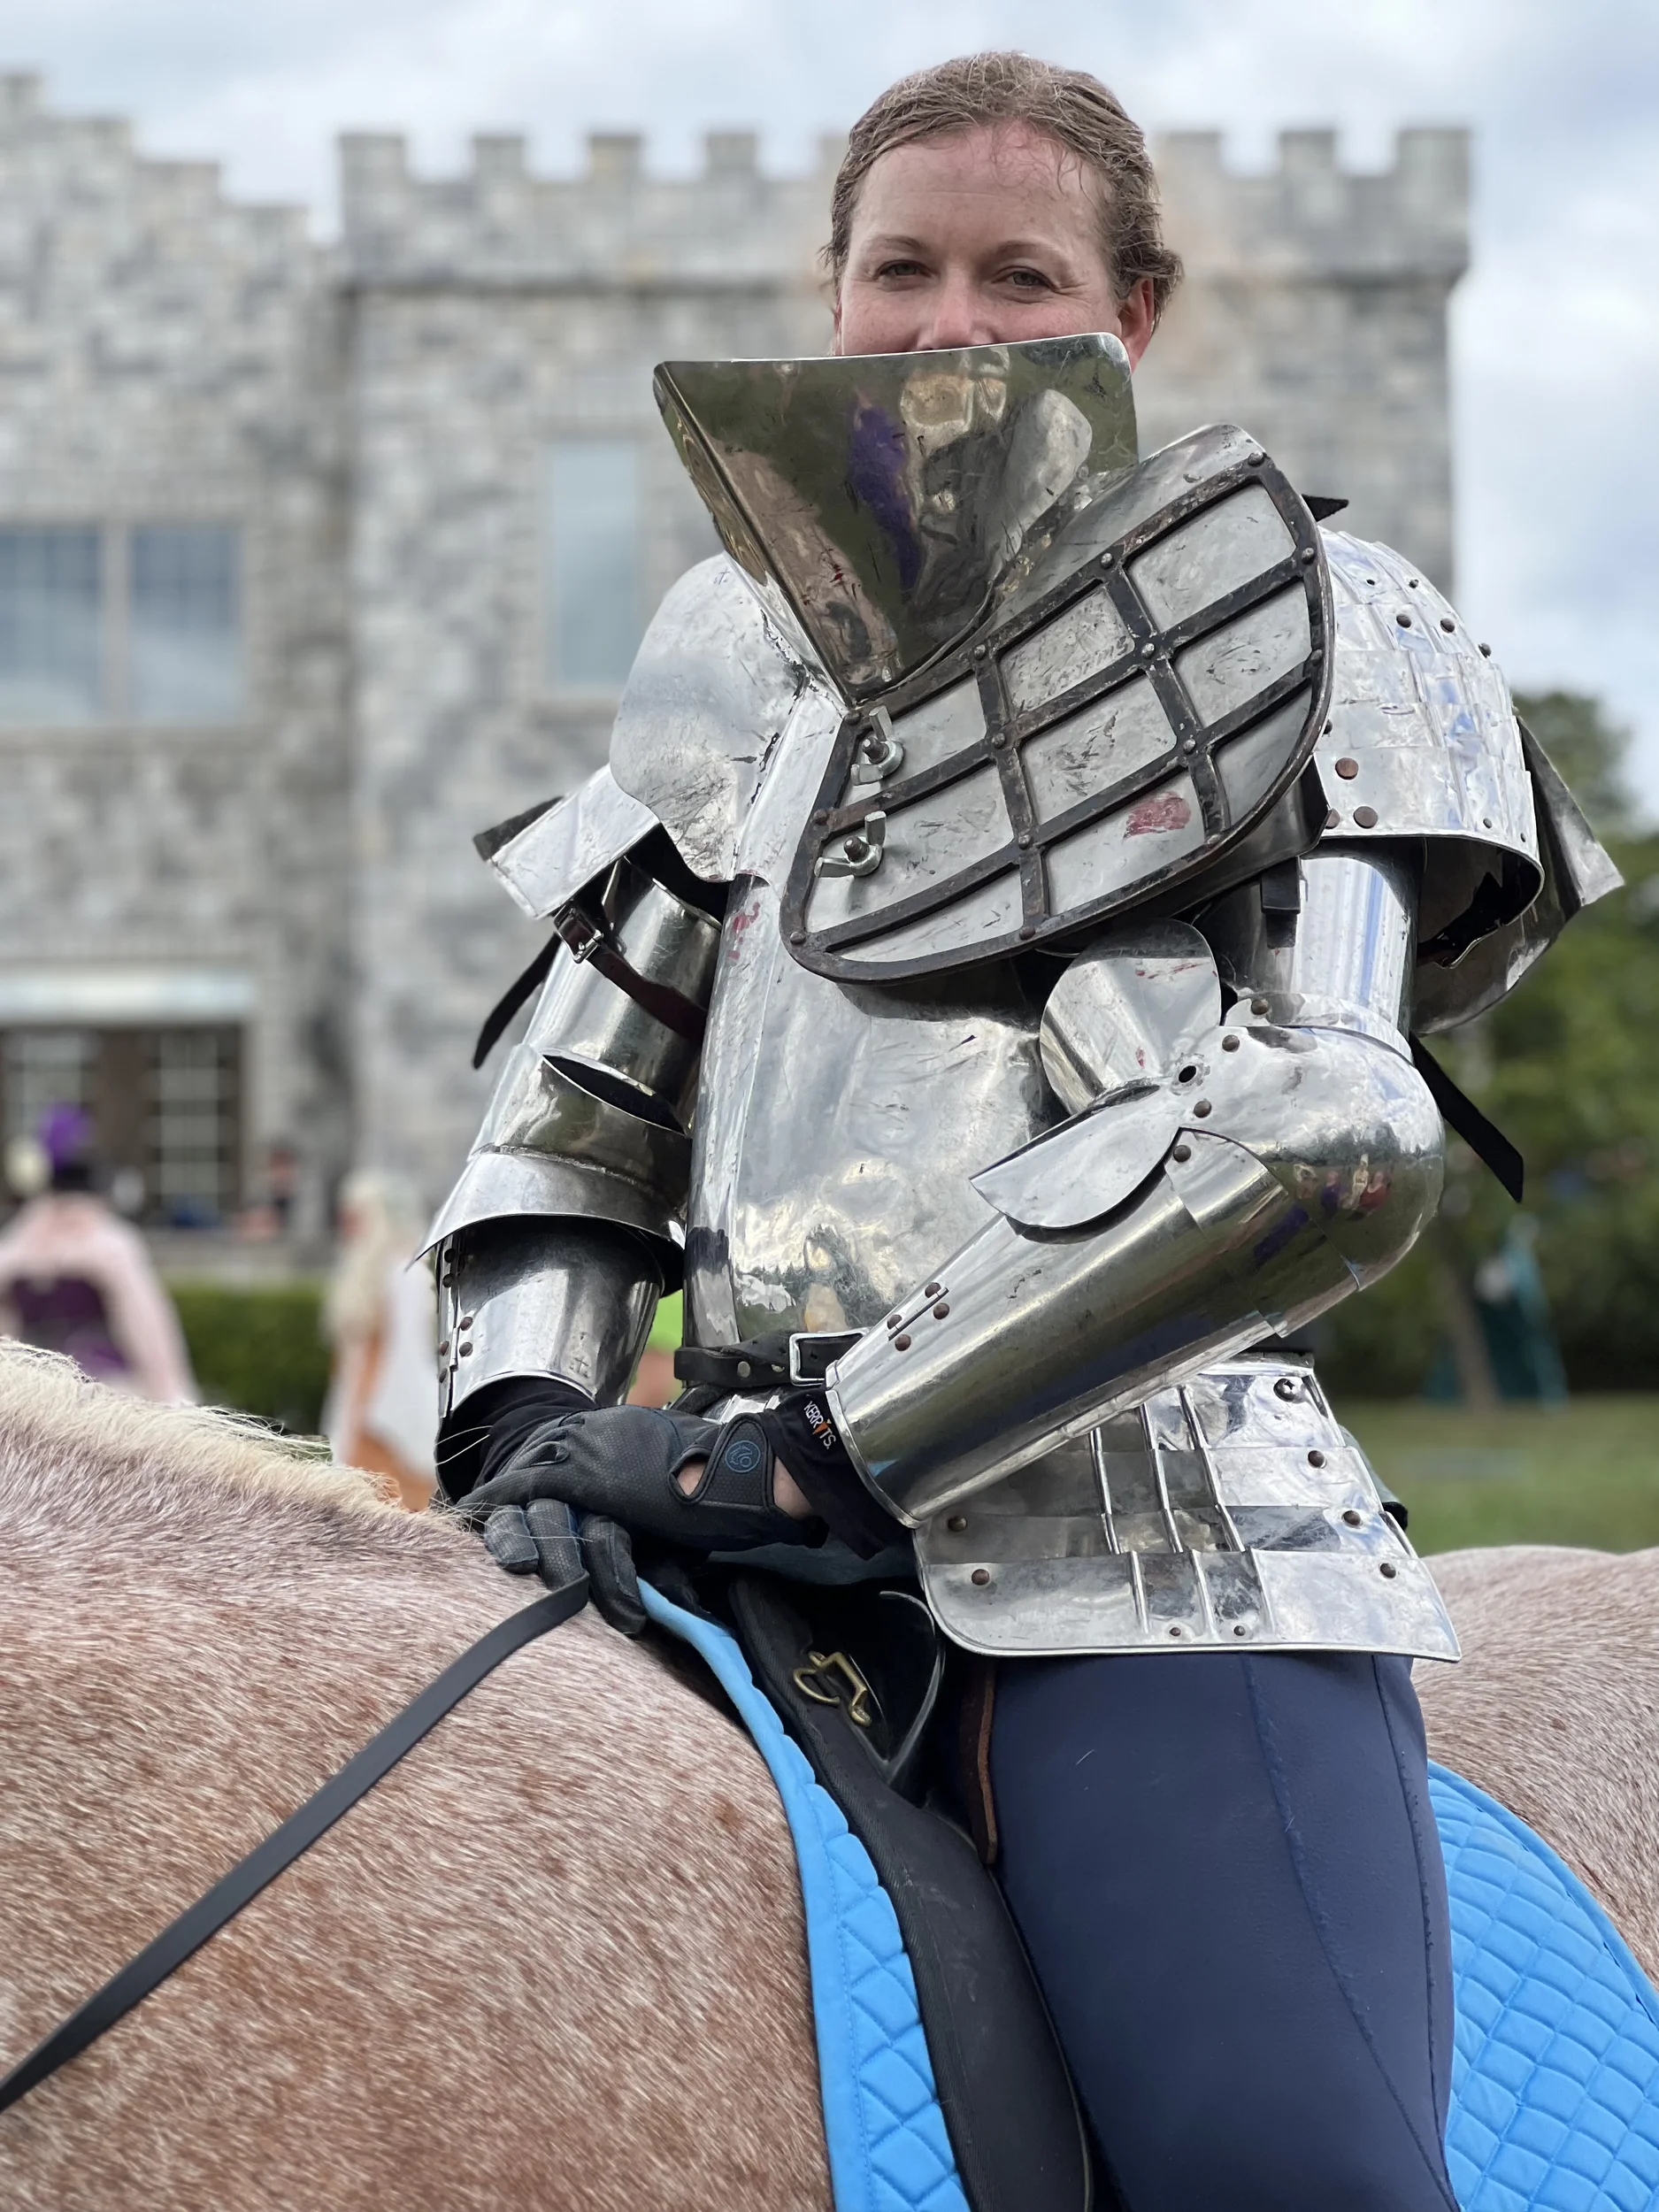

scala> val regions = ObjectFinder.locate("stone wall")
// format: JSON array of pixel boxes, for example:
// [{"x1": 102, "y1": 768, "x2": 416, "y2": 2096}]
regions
[
  {"x1": 0, "y1": 73, "x2": 352, "y2": 1231},
  {"x1": 0, "y1": 84, "x2": 1471, "y2": 1220}
]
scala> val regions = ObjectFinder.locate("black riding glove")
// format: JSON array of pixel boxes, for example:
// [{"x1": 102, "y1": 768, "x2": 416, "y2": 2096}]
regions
[{"x1": 458, "y1": 1404, "x2": 827, "y2": 1636}]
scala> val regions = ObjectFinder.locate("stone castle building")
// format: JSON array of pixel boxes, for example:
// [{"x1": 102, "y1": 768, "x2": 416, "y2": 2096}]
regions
[{"x1": 0, "y1": 74, "x2": 1469, "y2": 1240}]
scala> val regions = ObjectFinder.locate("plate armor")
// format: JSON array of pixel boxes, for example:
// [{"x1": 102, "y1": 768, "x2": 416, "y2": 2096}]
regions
[{"x1": 432, "y1": 334, "x2": 1619, "y2": 1662}]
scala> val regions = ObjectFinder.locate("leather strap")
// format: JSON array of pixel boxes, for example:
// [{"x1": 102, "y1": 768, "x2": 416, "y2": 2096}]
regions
[
  {"x1": 1409, "y1": 1033, "x2": 1525, "y2": 1202},
  {"x1": 553, "y1": 902, "x2": 708, "y2": 1047},
  {"x1": 0, "y1": 1577, "x2": 588, "y2": 2116}
]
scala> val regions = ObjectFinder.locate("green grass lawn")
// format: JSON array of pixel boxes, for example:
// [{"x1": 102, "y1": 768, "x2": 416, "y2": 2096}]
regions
[{"x1": 1340, "y1": 1395, "x2": 1659, "y2": 1556}]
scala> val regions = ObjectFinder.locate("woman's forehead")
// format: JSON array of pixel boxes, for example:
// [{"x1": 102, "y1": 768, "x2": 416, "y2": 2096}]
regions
[{"x1": 850, "y1": 123, "x2": 1103, "y2": 236}]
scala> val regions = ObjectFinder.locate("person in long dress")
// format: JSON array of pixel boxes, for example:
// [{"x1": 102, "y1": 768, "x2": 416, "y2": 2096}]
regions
[
  {"x1": 0, "y1": 1103, "x2": 196, "y2": 1403},
  {"x1": 322, "y1": 1170, "x2": 439, "y2": 1510}
]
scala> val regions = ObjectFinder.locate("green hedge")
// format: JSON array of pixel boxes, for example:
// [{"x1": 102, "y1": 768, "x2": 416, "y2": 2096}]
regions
[{"x1": 168, "y1": 1279, "x2": 331, "y2": 1434}]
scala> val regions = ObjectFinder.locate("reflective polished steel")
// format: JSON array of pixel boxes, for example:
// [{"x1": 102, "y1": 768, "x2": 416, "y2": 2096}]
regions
[
  {"x1": 1202, "y1": 849, "x2": 1418, "y2": 1049},
  {"x1": 826, "y1": 1007, "x2": 1443, "y2": 1524},
  {"x1": 1039, "y1": 920, "x2": 1220, "y2": 1110},
  {"x1": 436, "y1": 1217, "x2": 659, "y2": 1418},
  {"x1": 442, "y1": 336, "x2": 1608, "y2": 1664},
  {"x1": 609, "y1": 556, "x2": 808, "y2": 884},
  {"x1": 526, "y1": 861, "x2": 720, "y2": 1128},
  {"x1": 655, "y1": 334, "x2": 1139, "y2": 699},
  {"x1": 488, "y1": 764, "x2": 657, "y2": 920},
  {"x1": 778, "y1": 421, "x2": 1333, "y2": 981},
  {"x1": 915, "y1": 1355, "x2": 1457, "y2": 1660},
  {"x1": 1411, "y1": 722, "x2": 1622, "y2": 1034},
  {"x1": 684, "y1": 872, "x2": 1055, "y2": 1348}
]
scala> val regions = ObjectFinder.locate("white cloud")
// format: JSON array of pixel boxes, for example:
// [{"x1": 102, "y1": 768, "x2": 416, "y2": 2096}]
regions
[{"x1": 5, "y1": 0, "x2": 1656, "y2": 799}]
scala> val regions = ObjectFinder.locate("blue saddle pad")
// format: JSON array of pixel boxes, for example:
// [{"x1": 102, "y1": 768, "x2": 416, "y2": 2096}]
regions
[{"x1": 641, "y1": 1584, "x2": 1659, "y2": 2212}]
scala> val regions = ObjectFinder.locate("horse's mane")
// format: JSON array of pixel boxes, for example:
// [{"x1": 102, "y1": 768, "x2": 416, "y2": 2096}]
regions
[{"x1": 0, "y1": 1343, "x2": 469, "y2": 1583}]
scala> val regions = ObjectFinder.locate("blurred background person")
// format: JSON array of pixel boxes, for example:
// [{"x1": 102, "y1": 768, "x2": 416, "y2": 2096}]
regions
[
  {"x1": 0, "y1": 1102, "x2": 196, "y2": 1402},
  {"x1": 322, "y1": 1169, "x2": 439, "y2": 1509}
]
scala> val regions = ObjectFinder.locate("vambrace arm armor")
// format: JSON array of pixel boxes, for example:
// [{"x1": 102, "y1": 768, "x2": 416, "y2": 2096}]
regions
[
  {"x1": 825, "y1": 847, "x2": 1441, "y2": 1525},
  {"x1": 429, "y1": 840, "x2": 724, "y2": 1495}
]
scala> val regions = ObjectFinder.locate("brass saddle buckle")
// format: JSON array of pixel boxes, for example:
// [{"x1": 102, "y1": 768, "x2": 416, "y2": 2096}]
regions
[{"x1": 792, "y1": 1647, "x2": 881, "y2": 1730}]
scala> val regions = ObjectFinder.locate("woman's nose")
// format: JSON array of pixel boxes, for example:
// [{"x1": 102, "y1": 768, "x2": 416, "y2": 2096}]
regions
[{"x1": 915, "y1": 272, "x2": 995, "y2": 351}]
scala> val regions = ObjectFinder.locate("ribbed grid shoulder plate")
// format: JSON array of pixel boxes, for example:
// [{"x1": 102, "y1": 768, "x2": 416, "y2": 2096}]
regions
[{"x1": 781, "y1": 429, "x2": 1333, "y2": 981}]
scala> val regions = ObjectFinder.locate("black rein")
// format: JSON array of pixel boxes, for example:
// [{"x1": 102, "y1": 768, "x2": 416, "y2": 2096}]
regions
[{"x1": 0, "y1": 1575, "x2": 589, "y2": 2116}]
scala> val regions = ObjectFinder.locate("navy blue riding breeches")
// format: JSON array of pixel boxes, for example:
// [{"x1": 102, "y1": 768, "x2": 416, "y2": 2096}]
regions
[{"x1": 990, "y1": 1650, "x2": 1459, "y2": 2212}]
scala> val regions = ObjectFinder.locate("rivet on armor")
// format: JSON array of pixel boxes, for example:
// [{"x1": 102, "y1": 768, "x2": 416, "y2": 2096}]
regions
[
  {"x1": 1343, "y1": 1509, "x2": 1363, "y2": 1527},
  {"x1": 1380, "y1": 1561, "x2": 1398, "y2": 1579},
  {"x1": 1193, "y1": 1099, "x2": 1211, "y2": 1118},
  {"x1": 1018, "y1": 924, "x2": 1036, "y2": 941},
  {"x1": 736, "y1": 1360, "x2": 752, "y2": 1379},
  {"x1": 1168, "y1": 1623, "x2": 1184, "y2": 1637},
  {"x1": 948, "y1": 1515, "x2": 967, "y2": 1532},
  {"x1": 1440, "y1": 617, "x2": 1455, "y2": 633},
  {"x1": 1483, "y1": 817, "x2": 1494, "y2": 828},
  {"x1": 1246, "y1": 450, "x2": 1265, "y2": 466},
  {"x1": 458, "y1": 1343, "x2": 473, "y2": 1357},
  {"x1": 1354, "y1": 805, "x2": 1379, "y2": 828},
  {"x1": 992, "y1": 732, "x2": 1008, "y2": 748},
  {"x1": 813, "y1": 810, "x2": 828, "y2": 826},
  {"x1": 887, "y1": 1312, "x2": 902, "y2": 1329},
  {"x1": 1252, "y1": 996, "x2": 1271, "y2": 1016},
  {"x1": 790, "y1": 929, "x2": 805, "y2": 945},
  {"x1": 925, "y1": 1283, "x2": 941, "y2": 1297},
  {"x1": 972, "y1": 1568, "x2": 991, "y2": 1586},
  {"x1": 1222, "y1": 1033, "x2": 1241, "y2": 1052},
  {"x1": 1018, "y1": 831, "x2": 1033, "y2": 849},
  {"x1": 1325, "y1": 809, "x2": 1340, "y2": 829},
  {"x1": 1396, "y1": 611, "x2": 1412, "y2": 627},
  {"x1": 1233, "y1": 1624, "x2": 1249, "y2": 1637},
  {"x1": 459, "y1": 1314, "x2": 475, "y2": 1327},
  {"x1": 1308, "y1": 1448, "x2": 1325, "y2": 1468},
  {"x1": 973, "y1": 643, "x2": 987, "y2": 662},
  {"x1": 1180, "y1": 736, "x2": 1197, "y2": 753},
  {"x1": 1274, "y1": 1377, "x2": 1299, "y2": 1401},
  {"x1": 1309, "y1": 644, "x2": 1323, "y2": 660},
  {"x1": 933, "y1": 1302, "x2": 950, "y2": 1319},
  {"x1": 1141, "y1": 641, "x2": 1156, "y2": 660},
  {"x1": 1408, "y1": 578, "x2": 1419, "y2": 588},
  {"x1": 1100, "y1": 549, "x2": 1117, "y2": 568},
  {"x1": 1479, "y1": 642, "x2": 1493, "y2": 657},
  {"x1": 894, "y1": 1333, "x2": 912, "y2": 1351},
  {"x1": 1171, "y1": 1143, "x2": 1192, "y2": 1164},
  {"x1": 436, "y1": 1340, "x2": 449, "y2": 1359},
  {"x1": 1300, "y1": 547, "x2": 1315, "y2": 564},
  {"x1": 1335, "y1": 757, "x2": 1359, "y2": 780}
]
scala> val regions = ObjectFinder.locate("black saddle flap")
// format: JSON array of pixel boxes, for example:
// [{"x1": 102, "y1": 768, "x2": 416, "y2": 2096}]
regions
[{"x1": 728, "y1": 1574, "x2": 1091, "y2": 2212}]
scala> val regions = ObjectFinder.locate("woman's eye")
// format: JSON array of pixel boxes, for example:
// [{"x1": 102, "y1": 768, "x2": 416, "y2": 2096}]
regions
[
  {"x1": 1004, "y1": 267, "x2": 1056, "y2": 291},
  {"x1": 875, "y1": 258, "x2": 927, "y2": 280}
]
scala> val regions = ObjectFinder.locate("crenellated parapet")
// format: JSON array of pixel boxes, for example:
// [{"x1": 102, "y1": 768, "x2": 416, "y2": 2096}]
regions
[
  {"x1": 1155, "y1": 127, "x2": 1468, "y2": 282},
  {"x1": 339, "y1": 128, "x2": 843, "y2": 291}
]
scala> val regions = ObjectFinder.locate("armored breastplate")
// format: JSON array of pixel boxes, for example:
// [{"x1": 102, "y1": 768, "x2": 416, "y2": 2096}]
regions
[{"x1": 684, "y1": 875, "x2": 1055, "y2": 1347}]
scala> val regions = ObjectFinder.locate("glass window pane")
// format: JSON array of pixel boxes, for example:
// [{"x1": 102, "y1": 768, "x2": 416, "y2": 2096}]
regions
[
  {"x1": 130, "y1": 525, "x2": 242, "y2": 726},
  {"x1": 0, "y1": 528, "x2": 104, "y2": 725},
  {"x1": 145, "y1": 1028, "x2": 239, "y2": 1226},
  {"x1": 546, "y1": 442, "x2": 641, "y2": 690},
  {"x1": 3, "y1": 1029, "x2": 95, "y2": 1143}
]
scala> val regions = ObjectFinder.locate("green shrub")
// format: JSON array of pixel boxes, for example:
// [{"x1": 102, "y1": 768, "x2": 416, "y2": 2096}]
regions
[{"x1": 167, "y1": 1279, "x2": 331, "y2": 1434}]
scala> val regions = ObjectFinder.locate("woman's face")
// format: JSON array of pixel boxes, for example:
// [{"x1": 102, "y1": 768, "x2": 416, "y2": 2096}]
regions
[{"x1": 834, "y1": 121, "x2": 1156, "y2": 364}]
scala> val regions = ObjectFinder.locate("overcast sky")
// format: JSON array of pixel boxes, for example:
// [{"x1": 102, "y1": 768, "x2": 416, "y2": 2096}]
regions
[{"x1": 9, "y1": 0, "x2": 1657, "y2": 806}]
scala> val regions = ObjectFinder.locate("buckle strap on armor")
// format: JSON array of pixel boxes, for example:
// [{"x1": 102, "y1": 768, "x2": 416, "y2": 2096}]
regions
[
  {"x1": 673, "y1": 1332, "x2": 862, "y2": 1393},
  {"x1": 554, "y1": 897, "x2": 708, "y2": 1047}
]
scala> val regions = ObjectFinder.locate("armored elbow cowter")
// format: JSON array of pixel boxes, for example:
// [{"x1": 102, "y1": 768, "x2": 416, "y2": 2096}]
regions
[
  {"x1": 826, "y1": 850, "x2": 1443, "y2": 1525},
  {"x1": 428, "y1": 837, "x2": 723, "y2": 1420}
]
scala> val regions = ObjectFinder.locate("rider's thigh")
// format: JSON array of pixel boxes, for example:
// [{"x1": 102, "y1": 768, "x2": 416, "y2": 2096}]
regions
[{"x1": 990, "y1": 1648, "x2": 1457, "y2": 2212}]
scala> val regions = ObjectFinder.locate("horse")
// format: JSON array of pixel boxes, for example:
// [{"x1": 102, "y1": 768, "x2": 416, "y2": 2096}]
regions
[{"x1": 0, "y1": 1343, "x2": 1654, "y2": 2209}]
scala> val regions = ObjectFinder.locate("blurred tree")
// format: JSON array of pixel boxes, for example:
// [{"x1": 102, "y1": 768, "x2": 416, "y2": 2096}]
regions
[{"x1": 1320, "y1": 692, "x2": 1659, "y2": 1397}]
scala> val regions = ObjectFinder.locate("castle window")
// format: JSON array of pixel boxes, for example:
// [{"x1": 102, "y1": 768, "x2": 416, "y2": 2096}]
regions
[
  {"x1": 545, "y1": 440, "x2": 642, "y2": 692},
  {"x1": 130, "y1": 525, "x2": 242, "y2": 726},
  {"x1": 0, "y1": 522, "x2": 241, "y2": 729},
  {"x1": 0, "y1": 527, "x2": 104, "y2": 725}
]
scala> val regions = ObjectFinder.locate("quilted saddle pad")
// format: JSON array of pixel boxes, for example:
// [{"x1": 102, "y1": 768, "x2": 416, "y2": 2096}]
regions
[
  {"x1": 1430, "y1": 1764, "x2": 1659, "y2": 2210},
  {"x1": 641, "y1": 1584, "x2": 1659, "y2": 2212}
]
